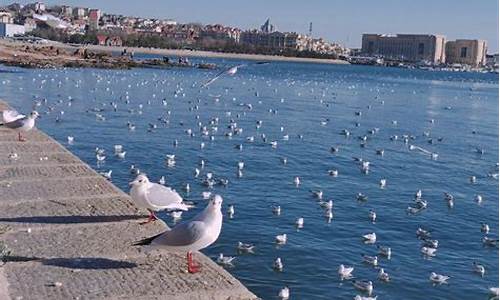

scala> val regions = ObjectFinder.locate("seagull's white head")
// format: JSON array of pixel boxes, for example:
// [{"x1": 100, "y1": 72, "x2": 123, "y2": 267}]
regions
[
  {"x1": 129, "y1": 174, "x2": 150, "y2": 187},
  {"x1": 30, "y1": 111, "x2": 39, "y2": 119},
  {"x1": 210, "y1": 195, "x2": 223, "y2": 211}
]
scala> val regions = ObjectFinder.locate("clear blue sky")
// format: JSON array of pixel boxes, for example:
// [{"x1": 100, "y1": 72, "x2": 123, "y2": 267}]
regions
[{"x1": 7, "y1": 0, "x2": 500, "y2": 52}]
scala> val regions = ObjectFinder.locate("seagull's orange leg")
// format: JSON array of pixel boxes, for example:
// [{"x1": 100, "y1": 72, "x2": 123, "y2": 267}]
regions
[
  {"x1": 139, "y1": 210, "x2": 158, "y2": 225},
  {"x1": 187, "y1": 251, "x2": 200, "y2": 273},
  {"x1": 18, "y1": 132, "x2": 26, "y2": 142}
]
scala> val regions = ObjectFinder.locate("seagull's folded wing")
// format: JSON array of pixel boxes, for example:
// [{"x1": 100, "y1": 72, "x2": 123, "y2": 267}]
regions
[
  {"x1": 146, "y1": 183, "x2": 184, "y2": 210},
  {"x1": 4, "y1": 117, "x2": 26, "y2": 129},
  {"x1": 153, "y1": 221, "x2": 206, "y2": 247},
  {"x1": 2, "y1": 110, "x2": 25, "y2": 123}
]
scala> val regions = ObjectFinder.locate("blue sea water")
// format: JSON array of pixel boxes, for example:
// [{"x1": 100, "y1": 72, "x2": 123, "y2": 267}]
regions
[{"x1": 0, "y1": 60, "x2": 498, "y2": 300}]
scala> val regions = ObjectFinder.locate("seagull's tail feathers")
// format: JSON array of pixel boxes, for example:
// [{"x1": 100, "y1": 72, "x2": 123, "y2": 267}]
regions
[
  {"x1": 161, "y1": 202, "x2": 194, "y2": 212},
  {"x1": 132, "y1": 232, "x2": 163, "y2": 246},
  {"x1": 181, "y1": 202, "x2": 196, "y2": 209}
]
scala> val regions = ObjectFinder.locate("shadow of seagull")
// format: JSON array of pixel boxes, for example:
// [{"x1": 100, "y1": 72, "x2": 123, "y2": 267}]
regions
[
  {"x1": 0, "y1": 214, "x2": 147, "y2": 224},
  {"x1": 2, "y1": 255, "x2": 137, "y2": 269}
]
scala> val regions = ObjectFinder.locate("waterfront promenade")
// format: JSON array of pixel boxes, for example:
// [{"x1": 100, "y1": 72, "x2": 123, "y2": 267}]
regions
[{"x1": 0, "y1": 100, "x2": 257, "y2": 300}]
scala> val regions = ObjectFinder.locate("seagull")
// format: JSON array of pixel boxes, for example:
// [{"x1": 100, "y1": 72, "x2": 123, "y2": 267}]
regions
[
  {"x1": 166, "y1": 155, "x2": 176, "y2": 167},
  {"x1": 116, "y1": 151, "x2": 126, "y2": 159},
  {"x1": 237, "y1": 241, "x2": 255, "y2": 253},
  {"x1": 170, "y1": 211, "x2": 183, "y2": 220},
  {"x1": 311, "y1": 190, "x2": 323, "y2": 200},
  {"x1": 379, "y1": 179, "x2": 386, "y2": 189},
  {"x1": 319, "y1": 200, "x2": 333, "y2": 210},
  {"x1": 217, "y1": 253, "x2": 236, "y2": 267},
  {"x1": 129, "y1": 174, "x2": 192, "y2": 224},
  {"x1": 202, "y1": 191, "x2": 212, "y2": 200},
  {"x1": 416, "y1": 227, "x2": 432, "y2": 239},
  {"x1": 489, "y1": 287, "x2": 499, "y2": 298},
  {"x1": 278, "y1": 286, "x2": 290, "y2": 300},
  {"x1": 272, "y1": 205, "x2": 281, "y2": 215},
  {"x1": 429, "y1": 272, "x2": 450, "y2": 285},
  {"x1": 363, "y1": 232, "x2": 377, "y2": 244},
  {"x1": 275, "y1": 234, "x2": 287, "y2": 244},
  {"x1": 377, "y1": 245, "x2": 391, "y2": 259},
  {"x1": 328, "y1": 169, "x2": 339, "y2": 177},
  {"x1": 338, "y1": 264, "x2": 354, "y2": 280},
  {"x1": 362, "y1": 254, "x2": 378, "y2": 266},
  {"x1": 1, "y1": 110, "x2": 39, "y2": 141},
  {"x1": 472, "y1": 261, "x2": 485, "y2": 277},
  {"x1": 273, "y1": 257, "x2": 284, "y2": 271},
  {"x1": 133, "y1": 195, "x2": 223, "y2": 273},
  {"x1": 357, "y1": 193, "x2": 368, "y2": 201},
  {"x1": 227, "y1": 204, "x2": 235, "y2": 218},
  {"x1": 99, "y1": 170, "x2": 112, "y2": 180},
  {"x1": 444, "y1": 192, "x2": 454, "y2": 208},
  {"x1": 353, "y1": 280, "x2": 373, "y2": 296},
  {"x1": 202, "y1": 62, "x2": 269, "y2": 87},
  {"x1": 421, "y1": 246, "x2": 437, "y2": 257},
  {"x1": 295, "y1": 217, "x2": 304, "y2": 228},
  {"x1": 378, "y1": 268, "x2": 390, "y2": 282},
  {"x1": 129, "y1": 164, "x2": 140, "y2": 175},
  {"x1": 481, "y1": 223, "x2": 490, "y2": 234},
  {"x1": 369, "y1": 210, "x2": 377, "y2": 223}
]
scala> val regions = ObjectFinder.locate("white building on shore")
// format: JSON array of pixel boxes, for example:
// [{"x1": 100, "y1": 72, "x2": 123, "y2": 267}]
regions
[{"x1": 0, "y1": 22, "x2": 26, "y2": 37}]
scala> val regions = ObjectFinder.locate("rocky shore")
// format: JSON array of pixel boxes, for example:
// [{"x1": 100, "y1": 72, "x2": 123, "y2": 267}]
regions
[{"x1": 0, "y1": 40, "x2": 216, "y2": 70}]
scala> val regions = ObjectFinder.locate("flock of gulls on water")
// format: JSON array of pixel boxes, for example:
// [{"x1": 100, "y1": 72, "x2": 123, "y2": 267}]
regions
[{"x1": 0, "y1": 61, "x2": 498, "y2": 300}]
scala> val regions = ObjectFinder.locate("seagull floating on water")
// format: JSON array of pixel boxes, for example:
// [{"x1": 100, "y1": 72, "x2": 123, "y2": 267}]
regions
[
  {"x1": 338, "y1": 264, "x2": 354, "y2": 280},
  {"x1": 429, "y1": 272, "x2": 450, "y2": 285}
]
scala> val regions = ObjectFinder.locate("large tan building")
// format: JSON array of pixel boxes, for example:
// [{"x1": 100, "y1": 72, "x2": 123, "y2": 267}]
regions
[
  {"x1": 361, "y1": 34, "x2": 446, "y2": 64},
  {"x1": 240, "y1": 30, "x2": 309, "y2": 51},
  {"x1": 445, "y1": 40, "x2": 487, "y2": 67}
]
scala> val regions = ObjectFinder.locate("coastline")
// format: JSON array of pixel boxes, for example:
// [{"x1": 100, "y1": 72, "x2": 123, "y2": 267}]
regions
[
  {"x1": 39, "y1": 41, "x2": 350, "y2": 65},
  {"x1": 83, "y1": 44, "x2": 351, "y2": 64}
]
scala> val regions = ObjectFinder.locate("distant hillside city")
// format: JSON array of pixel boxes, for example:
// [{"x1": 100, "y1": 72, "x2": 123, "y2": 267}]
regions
[{"x1": 0, "y1": 2, "x2": 498, "y2": 71}]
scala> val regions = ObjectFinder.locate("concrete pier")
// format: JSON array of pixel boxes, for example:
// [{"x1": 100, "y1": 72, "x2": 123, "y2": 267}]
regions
[{"x1": 0, "y1": 101, "x2": 257, "y2": 300}]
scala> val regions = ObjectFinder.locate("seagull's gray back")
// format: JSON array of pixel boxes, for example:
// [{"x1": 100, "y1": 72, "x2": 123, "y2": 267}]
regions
[
  {"x1": 151, "y1": 221, "x2": 206, "y2": 247},
  {"x1": 3, "y1": 117, "x2": 26, "y2": 129}
]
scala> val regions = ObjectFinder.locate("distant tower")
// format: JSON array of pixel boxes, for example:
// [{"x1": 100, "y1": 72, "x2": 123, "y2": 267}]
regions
[
  {"x1": 261, "y1": 18, "x2": 274, "y2": 33},
  {"x1": 308, "y1": 22, "x2": 313, "y2": 51}
]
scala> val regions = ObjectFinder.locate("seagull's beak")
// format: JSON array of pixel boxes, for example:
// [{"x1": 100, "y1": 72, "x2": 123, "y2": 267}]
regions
[{"x1": 129, "y1": 180, "x2": 137, "y2": 186}]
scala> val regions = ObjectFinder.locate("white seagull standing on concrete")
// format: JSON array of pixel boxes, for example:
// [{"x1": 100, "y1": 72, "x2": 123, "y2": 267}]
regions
[
  {"x1": 1, "y1": 110, "x2": 39, "y2": 141},
  {"x1": 129, "y1": 174, "x2": 192, "y2": 224},
  {"x1": 133, "y1": 195, "x2": 223, "y2": 273}
]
